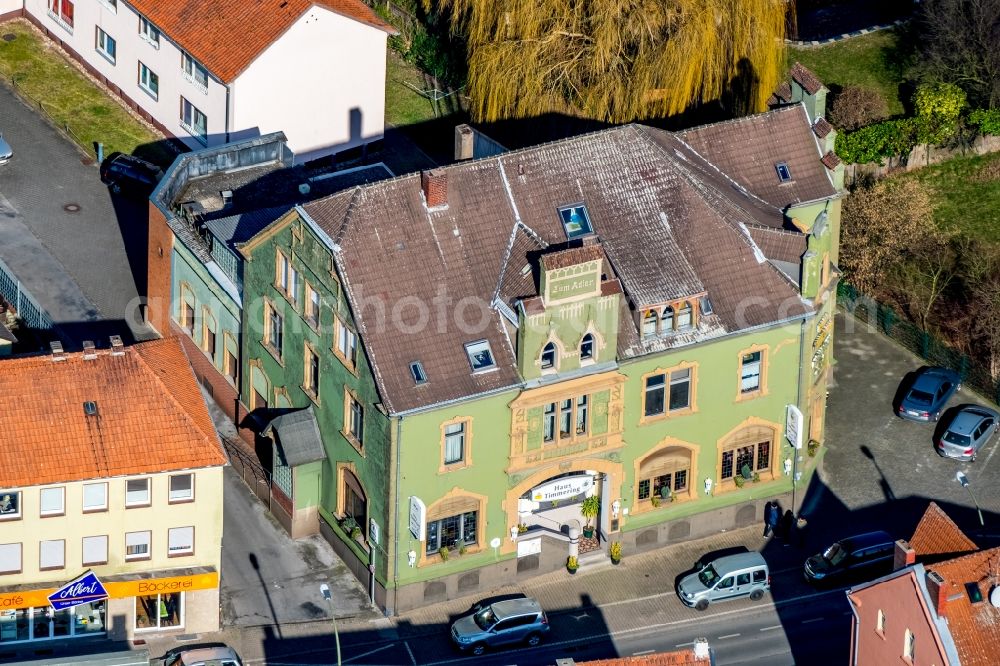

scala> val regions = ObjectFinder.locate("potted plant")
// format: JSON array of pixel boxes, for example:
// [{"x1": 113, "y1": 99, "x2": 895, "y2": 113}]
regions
[
  {"x1": 752, "y1": 472, "x2": 761, "y2": 483},
  {"x1": 517, "y1": 523, "x2": 529, "y2": 534},
  {"x1": 808, "y1": 439, "x2": 821, "y2": 457},
  {"x1": 439, "y1": 546, "x2": 450, "y2": 562},
  {"x1": 669, "y1": 490, "x2": 677, "y2": 503},
  {"x1": 734, "y1": 475, "x2": 745, "y2": 488},
  {"x1": 580, "y1": 496, "x2": 600, "y2": 538},
  {"x1": 350, "y1": 525, "x2": 363, "y2": 540},
  {"x1": 459, "y1": 543, "x2": 468, "y2": 556},
  {"x1": 651, "y1": 495, "x2": 661, "y2": 508},
  {"x1": 566, "y1": 555, "x2": 579, "y2": 574},
  {"x1": 609, "y1": 541, "x2": 623, "y2": 565}
]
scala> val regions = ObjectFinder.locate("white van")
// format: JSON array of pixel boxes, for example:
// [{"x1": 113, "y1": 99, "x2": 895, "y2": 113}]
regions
[{"x1": 677, "y1": 552, "x2": 770, "y2": 611}]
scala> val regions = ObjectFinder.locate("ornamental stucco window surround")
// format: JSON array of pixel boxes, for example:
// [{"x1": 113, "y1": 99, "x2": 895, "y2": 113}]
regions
[
  {"x1": 580, "y1": 333, "x2": 595, "y2": 362},
  {"x1": 540, "y1": 342, "x2": 557, "y2": 372},
  {"x1": 736, "y1": 344, "x2": 769, "y2": 401},
  {"x1": 716, "y1": 420, "x2": 778, "y2": 489},
  {"x1": 304, "y1": 282, "x2": 321, "y2": 330},
  {"x1": 178, "y1": 283, "x2": 196, "y2": 336},
  {"x1": 634, "y1": 442, "x2": 698, "y2": 511},
  {"x1": 640, "y1": 363, "x2": 697, "y2": 423},
  {"x1": 440, "y1": 417, "x2": 473, "y2": 472},
  {"x1": 420, "y1": 489, "x2": 487, "y2": 564}
]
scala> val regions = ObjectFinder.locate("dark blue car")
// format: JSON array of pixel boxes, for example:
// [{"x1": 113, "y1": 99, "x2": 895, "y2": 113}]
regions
[{"x1": 897, "y1": 367, "x2": 961, "y2": 422}]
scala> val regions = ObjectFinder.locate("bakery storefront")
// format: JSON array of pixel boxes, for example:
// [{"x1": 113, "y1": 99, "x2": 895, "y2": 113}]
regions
[{"x1": 0, "y1": 569, "x2": 219, "y2": 644}]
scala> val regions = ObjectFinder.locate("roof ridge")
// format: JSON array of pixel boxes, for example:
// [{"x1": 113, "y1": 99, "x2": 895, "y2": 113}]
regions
[
  {"x1": 928, "y1": 545, "x2": 1000, "y2": 574},
  {"x1": 492, "y1": 221, "x2": 546, "y2": 305},
  {"x1": 676, "y1": 104, "x2": 800, "y2": 134},
  {"x1": 333, "y1": 186, "x2": 364, "y2": 246}
]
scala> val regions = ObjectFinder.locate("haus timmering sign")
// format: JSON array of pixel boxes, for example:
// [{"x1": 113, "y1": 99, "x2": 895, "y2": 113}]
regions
[
  {"x1": 531, "y1": 474, "x2": 593, "y2": 503},
  {"x1": 48, "y1": 571, "x2": 108, "y2": 611}
]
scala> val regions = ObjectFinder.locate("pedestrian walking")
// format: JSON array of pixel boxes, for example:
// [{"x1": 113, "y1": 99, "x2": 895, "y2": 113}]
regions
[{"x1": 764, "y1": 501, "x2": 780, "y2": 537}]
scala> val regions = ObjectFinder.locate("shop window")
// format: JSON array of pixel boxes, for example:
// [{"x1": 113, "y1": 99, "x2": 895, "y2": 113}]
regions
[
  {"x1": 39, "y1": 539, "x2": 65, "y2": 570},
  {"x1": 168, "y1": 527, "x2": 194, "y2": 556},
  {"x1": 82, "y1": 535, "x2": 108, "y2": 566},
  {"x1": 125, "y1": 478, "x2": 150, "y2": 507},
  {"x1": 0, "y1": 490, "x2": 21, "y2": 519},
  {"x1": 125, "y1": 531, "x2": 151, "y2": 560},
  {"x1": 40, "y1": 487, "x2": 65, "y2": 516},
  {"x1": 135, "y1": 593, "x2": 183, "y2": 631},
  {"x1": 82, "y1": 482, "x2": 107, "y2": 512},
  {"x1": 637, "y1": 446, "x2": 692, "y2": 501},
  {"x1": 0, "y1": 542, "x2": 21, "y2": 574},
  {"x1": 169, "y1": 474, "x2": 194, "y2": 503},
  {"x1": 720, "y1": 426, "x2": 774, "y2": 482},
  {"x1": 426, "y1": 511, "x2": 477, "y2": 555}
]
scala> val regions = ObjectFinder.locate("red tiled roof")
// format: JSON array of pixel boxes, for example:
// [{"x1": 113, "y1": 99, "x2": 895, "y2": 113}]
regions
[
  {"x1": 911, "y1": 502, "x2": 978, "y2": 559},
  {"x1": 790, "y1": 62, "x2": 825, "y2": 95},
  {"x1": 813, "y1": 117, "x2": 833, "y2": 138},
  {"x1": 0, "y1": 338, "x2": 225, "y2": 487},
  {"x1": 126, "y1": 0, "x2": 395, "y2": 83},
  {"x1": 928, "y1": 547, "x2": 1000, "y2": 666},
  {"x1": 579, "y1": 648, "x2": 707, "y2": 665},
  {"x1": 541, "y1": 244, "x2": 605, "y2": 270},
  {"x1": 821, "y1": 151, "x2": 841, "y2": 170}
]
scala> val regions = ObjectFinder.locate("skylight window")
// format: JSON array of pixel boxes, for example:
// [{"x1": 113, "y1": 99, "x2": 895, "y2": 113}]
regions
[
  {"x1": 775, "y1": 162, "x2": 793, "y2": 183},
  {"x1": 410, "y1": 361, "x2": 427, "y2": 385},
  {"x1": 558, "y1": 205, "x2": 593, "y2": 239},
  {"x1": 465, "y1": 340, "x2": 496, "y2": 372},
  {"x1": 83, "y1": 401, "x2": 98, "y2": 416}
]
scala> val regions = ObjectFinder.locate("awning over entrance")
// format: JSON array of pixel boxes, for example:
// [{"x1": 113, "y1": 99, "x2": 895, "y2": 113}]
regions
[{"x1": 263, "y1": 406, "x2": 327, "y2": 467}]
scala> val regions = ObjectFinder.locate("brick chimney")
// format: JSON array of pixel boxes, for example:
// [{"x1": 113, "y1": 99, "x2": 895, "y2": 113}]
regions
[
  {"x1": 82, "y1": 340, "x2": 97, "y2": 360},
  {"x1": 894, "y1": 539, "x2": 916, "y2": 571},
  {"x1": 926, "y1": 570, "x2": 949, "y2": 617},
  {"x1": 421, "y1": 169, "x2": 448, "y2": 209},
  {"x1": 109, "y1": 335, "x2": 125, "y2": 356},
  {"x1": 49, "y1": 340, "x2": 66, "y2": 362}
]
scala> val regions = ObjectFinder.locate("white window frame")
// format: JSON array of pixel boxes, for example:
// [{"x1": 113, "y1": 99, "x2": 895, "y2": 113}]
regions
[
  {"x1": 180, "y1": 97, "x2": 208, "y2": 145},
  {"x1": 0, "y1": 490, "x2": 22, "y2": 519},
  {"x1": 741, "y1": 351, "x2": 762, "y2": 394},
  {"x1": 125, "y1": 478, "x2": 151, "y2": 507},
  {"x1": 337, "y1": 319, "x2": 357, "y2": 368},
  {"x1": 95, "y1": 26, "x2": 116, "y2": 64},
  {"x1": 39, "y1": 539, "x2": 65, "y2": 570},
  {"x1": 138, "y1": 62, "x2": 158, "y2": 100},
  {"x1": 47, "y1": 0, "x2": 74, "y2": 32},
  {"x1": 83, "y1": 482, "x2": 108, "y2": 512},
  {"x1": 139, "y1": 16, "x2": 160, "y2": 48},
  {"x1": 181, "y1": 52, "x2": 209, "y2": 92},
  {"x1": 39, "y1": 486, "x2": 65, "y2": 516},
  {"x1": 169, "y1": 474, "x2": 194, "y2": 502},
  {"x1": 465, "y1": 340, "x2": 496, "y2": 372},
  {"x1": 97, "y1": 0, "x2": 117, "y2": 12},
  {"x1": 125, "y1": 530, "x2": 151, "y2": 560},
  {"x1": 0, "y1": 542, "x2": 22, "y2": 574},
  {"x1": 443, "y1": 422, "x2": 466, "y2": 465},
  {"x1": 167, "y1": 526, "x2": 195, "y2": 556},
  {"x1": 82, "y1": 535, "x2": 108, "y2": 566}
]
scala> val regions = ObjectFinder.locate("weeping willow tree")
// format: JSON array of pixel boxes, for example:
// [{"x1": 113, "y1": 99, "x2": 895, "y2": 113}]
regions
[{"x1": 428, "y1": 0, "x2": 789, "y2": 122}]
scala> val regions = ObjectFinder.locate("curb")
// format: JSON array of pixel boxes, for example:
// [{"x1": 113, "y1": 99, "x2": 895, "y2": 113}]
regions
[{"x1": 786, "y1": 19, "x2": 905, "y2": 48}]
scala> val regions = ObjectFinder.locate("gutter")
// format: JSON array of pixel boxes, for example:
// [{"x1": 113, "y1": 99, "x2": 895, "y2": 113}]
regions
[{"x1": 848, "y1": 594, "x2": 860, "y2": 665}]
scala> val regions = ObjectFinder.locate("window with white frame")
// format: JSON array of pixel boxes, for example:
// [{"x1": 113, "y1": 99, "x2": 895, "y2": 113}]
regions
[
  {"x1": 169, "y1": 474, "x2": 194, "y2": 502},
  {"x1": 443, "y1": 421, "x2": 466, "y2": 465},
  {"x1": 0, "y1": 543, "x2": 21, "y2": 574},
  {"x1": 47, "y1": 0, "x2": 74, "y2": 29},
  {"x1": 347, "y1": 394, "x2": 364, "y2": 446},
  {"x1": 40, "y1": 486, "x2": 65, "y2": 516},
  {"x1": 181, "y1": 52, "x2": 209, "y2": 90},
  {"x1": 336, "y1": 319, "x2": 357, "y2": 368},
  {"x1": 125, "y1": 530, "x2": 151, "y2": 560},
  {"x1": 305, "y1": 282, "x2": 321, "y2": 328},
  {"x1": 580, "y1": 333, "x2": 594, "y2": 361},
  {"x1": 464, "y1": 340, "x2": 495, "y2": 372},
  {"x1": 82, "y1": 535, "x2": 108, "y2": 566},
  {"x1": 139, "y1": 17, "x2": 159, "y2": 47},
  {"x1": 180, "y1": 97, "x2": 208, "y2": 144},
  {"x1": 125, "y1": 478, "x2": 150, "y2": 507},
  {"x1": 903, "y1": 629, "x2": 915, "y2": 661},
  {"x1": 168, "y1": 527, "x2": 194, "y2": 556},
  {"x1": 540, "y1": 342, "x2": 557, "y2": 370},
  {"x1": 265, "y1": 302, "x2": 283, "y2": 358},
  {"x1": 83, "y1": 482, "x2": 108, "y2": 511},
  {"x1": 138, "y1": 62, "x2": 158, "y2": 99},
  {"x1": 0, "y1": 490, "x2": 21, "y2": 519},
  {"x1": 98, "y1": 0, "x2": 117, "y2": 10},
  {"x1": 95, "y1": 26, "x2": 116, "y2": 63},
  {"x1": 740, "y1": 351, "x2": 763, "y2": 394},
  {"x1": 39, "y1": 539, "x2": 65, "y2": 570}
]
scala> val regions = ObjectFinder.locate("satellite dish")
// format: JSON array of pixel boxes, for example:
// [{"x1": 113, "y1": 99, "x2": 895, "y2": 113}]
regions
[
  {"x1": 990, "y1": 586, "x2": 1000, "y2": 608},
  {"x1": 490, "y1": 537, "x2": 501, "y2": 549}
]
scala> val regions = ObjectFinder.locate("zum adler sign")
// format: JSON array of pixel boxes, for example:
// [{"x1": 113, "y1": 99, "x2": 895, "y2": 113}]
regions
[{"x1": 48, "y1": 570, "x2": 109, "y2": 611}]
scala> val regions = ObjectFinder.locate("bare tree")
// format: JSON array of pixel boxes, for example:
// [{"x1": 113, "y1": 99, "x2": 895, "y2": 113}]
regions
[
  {"x1": 828, "y1": 86, "x2": 889, "y2": 131},
  {"x1": 965, "y1": 248, "x2": 1000, "y2": 378}
]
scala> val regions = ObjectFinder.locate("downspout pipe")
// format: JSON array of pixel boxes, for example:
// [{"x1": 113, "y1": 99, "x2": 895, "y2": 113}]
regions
[{"x1": 390, "y1": 415, "x2": 403, "y2": 616}]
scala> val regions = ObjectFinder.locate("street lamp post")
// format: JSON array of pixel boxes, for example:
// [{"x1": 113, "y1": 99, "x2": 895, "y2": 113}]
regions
[
  {"x1": 320, "y1": 583, "x2": 342, "y2": 666},
  {"x1": 956, "y1": 471, "x2": 984, "y2": 527}
]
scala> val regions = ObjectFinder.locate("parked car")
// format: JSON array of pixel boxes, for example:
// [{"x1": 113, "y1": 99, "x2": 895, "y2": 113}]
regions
[
  {"x1": 804, "y1": 531, "x2": 894, "y2": 586},
  {"x1": 100, "y1": 152, "x2": 164, "y2": 196},
  {"x1": 450, "y1": 596, "x2": 549, "y2": 656},
  {"x1": 162, "y1": 643, "x2": 242, "y2": 666},
  {"x1": 0, "y1": 133, "x2": 12, "y2": 164},
  {"x1": 897, "y1": 367, "x2": 961, "y2": 422},
  {"x1": 935, "y1": 405, "x2": 999, "y2": 462},
  {"x1": 677, "y1": 551, "x2": 770, "y2": 611}
]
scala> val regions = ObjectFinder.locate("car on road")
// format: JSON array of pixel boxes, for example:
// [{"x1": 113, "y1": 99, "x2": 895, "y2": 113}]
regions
[
  {"x1": 450, "y1": 596, "x2": 549, "y2": 656},
  {"x1": 162, "y1": 643, "x2": 242, "y2": 666},
  {"x1": 897, "y1": 367, "x2": 961, "y2": 422},
  {"x1": 804, "y1": 531, "x2": 894, "y2": 586},
  {"x1": 99, "y1": 152, "x2": 164, "y2": 197},
  {"x1": 935, "y1": 405, "x2": 999, "y2": 462},
  {"x1": 677, "y1": 551, "x2": 770, "y2": 611},
  {"x1": 0, "y1": 133, "x2": 12, "y2": 164}
]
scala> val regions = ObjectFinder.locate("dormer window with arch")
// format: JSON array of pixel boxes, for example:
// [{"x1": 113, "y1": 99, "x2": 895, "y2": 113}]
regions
[
  {"x1": 642, "y1": 310, "x2": 658, "y2": 338},
  {"x1": 661, "y1": 306, "x2": 674, "y2": 331},
  {"x1": 540, "y1": 342, "x2": 557, "y2": 370},
  {"x1": 677, "y1": 302, "x2": 692, "y2": 330},
  {"x1": 580, "y1": 334, "x2": 594, "y2": 361},
  {"x1": 641, "y1": 299, "x2": 700, "y2": 339}
]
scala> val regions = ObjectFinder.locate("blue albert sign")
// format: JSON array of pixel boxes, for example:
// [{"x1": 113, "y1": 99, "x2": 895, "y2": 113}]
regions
[{"x1": 48, "y1": 571, "x2": 108, "y2": 611}]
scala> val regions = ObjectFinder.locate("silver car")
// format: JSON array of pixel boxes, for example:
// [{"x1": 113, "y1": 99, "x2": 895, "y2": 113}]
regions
[
  {"x1": 935, "y1": 405, "x2": 999, "y2": 462},
  {"x1": 0, "y1": 133, "x2": 11, "y2": 164},
  {"x1": 450, "y1": 596, "x2": 549, "y2": 655}
]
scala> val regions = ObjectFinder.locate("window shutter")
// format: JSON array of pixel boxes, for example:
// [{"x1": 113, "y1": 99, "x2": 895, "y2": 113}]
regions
[{"x1": 590, "y1": 390, "x2": 610, "y2": 434}]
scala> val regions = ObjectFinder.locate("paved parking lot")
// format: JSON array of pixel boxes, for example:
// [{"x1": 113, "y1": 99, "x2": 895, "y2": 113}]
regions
[{"x1": 0, "y1": 81, "x2": 154, "y2": 345}]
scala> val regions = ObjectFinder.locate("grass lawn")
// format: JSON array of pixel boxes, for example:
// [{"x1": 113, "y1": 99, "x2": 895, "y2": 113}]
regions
[
  {"x1": 0, "y1": 21, "x2": 174, "y2": 166},
  {"x1": 788, "y1": 29, "x2": 910, "y2": 116},
  {"x1": 385, "y1": 51, "x2": 439, "y2": 127},
  {"x1": 901, "y1": 151, "x2": 1000, "y2": 243}
]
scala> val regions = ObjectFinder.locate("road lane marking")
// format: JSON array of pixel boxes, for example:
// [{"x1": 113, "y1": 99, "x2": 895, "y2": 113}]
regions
[
  {"x1": 632, "y1": 649, "x2": 655, "y2": 656},
  {"x1": 344, "y1": 642, "x2": 396, "y2": 663},
  {"x1": 718, "y1": 633, "x2": 741, "y2": 639},
  {"x1": 759, "y1": 625, "x2": 783, "y2": 632},
  {"x1": 405, "y1": 640, "x2": 417, "y2": 665},
  {"x1": 675, "y1": 642, "x2": 694, "y2": 647},
  {"x1": 802, "y1": 617, "x2": 824, "y2": 624}
]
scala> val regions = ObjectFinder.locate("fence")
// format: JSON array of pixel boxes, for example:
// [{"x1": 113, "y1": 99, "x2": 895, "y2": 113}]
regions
[
  {"x1": 9, "y1": 73, "x2": 90, "y2": 158},
  {"x1": 0, "y1": 256, "x2": 54, "y2": 332},
  {"x1": 838, "y1": 282, "x2": 1000, "y2": 404},
  {"x1": 221, "y1": 435, "x2": 273, "y2": 512},
  {"x1": 844, "y1": 135, "x2": 1000, "y2": 187}
]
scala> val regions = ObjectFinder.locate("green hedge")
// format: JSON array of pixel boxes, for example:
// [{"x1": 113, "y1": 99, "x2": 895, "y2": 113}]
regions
[
  {"x1": 835, "y1": 118, "x2": 919, "y2": 164},
  {"x1": 970, "y1": 109, "x2": 1000, "y2": 136}
]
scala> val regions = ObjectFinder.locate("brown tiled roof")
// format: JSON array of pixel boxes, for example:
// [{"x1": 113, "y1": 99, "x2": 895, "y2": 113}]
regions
[
  {"x1": 303, "y1": 114, "x2": 822, "y2": 413},
  {"x1": 678, "y1": 105, "x2": 837, "y2": 210},
  {"x1": 0, "y1": 338, "x2": 225, "y2": 487},
  {"x1": 821, "y1": 151, "x2": 842, "y2": 170},
  {"x1": 746, "y1": 225, "x2": 808, "y2": 264},
  {"x1": 767, "y1": 81, "x2": 793, "y2": 108},
  {"x1": 910, "y1": 502, "x2": 978, "y2": 559},
  {"x1": 813, "y1": 117, "x2": 834, "y2": 138},
  {"x1": 127, "y1": 0, "x2": 395, "y2": 83},
  {"x1": 928, "y1": 547, "x2": 1000, "y2": 666},
  {"x1": 541, "y1": 244, "x2": 605, "y2": 270},
  {"x1": 790, "y1": 62, "x2": 825, "y2": 95},
  {"x1": 579, "y1": 648, "x2": 708, "y2": 665}
]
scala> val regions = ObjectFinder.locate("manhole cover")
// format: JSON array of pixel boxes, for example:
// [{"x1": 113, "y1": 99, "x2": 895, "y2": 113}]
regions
[
  {"x1": 63, "y1": 203, "x2": 81, "y2": 213},
  {"x1": 2, "y1": 34, "x2": 15, "y2": 42}
]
